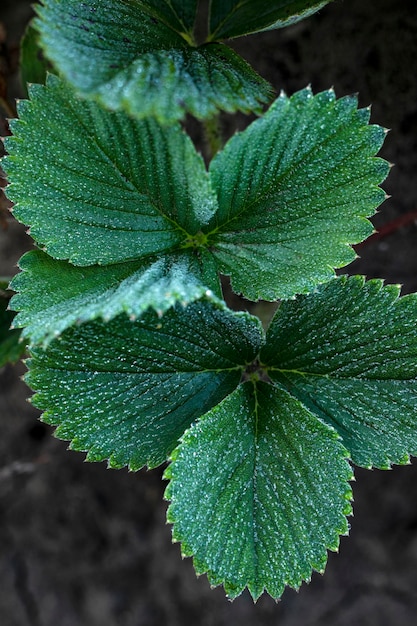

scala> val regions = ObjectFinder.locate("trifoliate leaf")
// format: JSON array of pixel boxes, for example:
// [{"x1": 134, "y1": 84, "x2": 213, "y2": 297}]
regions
[
  {"x1": 208, "y1": 0, "x2": 333, "y2": 40},
  {"x1": 27, "y1": 298, "x2": 263, "y2": 470},
  {"x1": 261, "y1": 275, "x2": 417, "y2": 469},
  {"x1": 3, "y1": 75, "x2": 217, "y2": 265},
  {"x1": 207, "y1": 88, "x2": 389, "y2": 300},
  {"x1": 165, "y1": 383, "x2": 352, "y2": 600},
  {"x1": 10, "y1": 249, "x2": 218, "y2": 346},
  {"x1": 34, "y1": 0, "x2": 272, "y2": 123}
]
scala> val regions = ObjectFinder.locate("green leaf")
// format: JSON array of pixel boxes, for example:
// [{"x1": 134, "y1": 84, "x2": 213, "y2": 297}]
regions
[
  {"x1": 20, "y1": 22, "x2": 52, "y2": 90},
  {"x1": 34, "y1": 0, "x2": 272, "y2": 123},
  {"x1": 0, "y1": 283, "x2": 26, "y2": 366},
  {"x1": 261, "y1": 275, "x2": 417, "y2": 469},
  {"x1": 138, "y1": 0, "x2": 200, "y2": 40},
  {"x1": 206, "y1": 88, "x2": 389, "y2": 300},
  {"x1": 165, "y1": 383, "x2": 352, "y2": 600},
  {"x1": 0, "y1": 312, "x2": 24, "y2": 367},
  {"x1": 27, "y1": 298, "x2": 263, "y2": 470},
  {"x1": 208, "y1": 0, "x2": 333, "y2": 40},
  {"x1": 10, "y1": 249, "x2": 219, "y2": 346},
  {"x1": 4, "y1": 75, "x2": 217, "y2": 266}
]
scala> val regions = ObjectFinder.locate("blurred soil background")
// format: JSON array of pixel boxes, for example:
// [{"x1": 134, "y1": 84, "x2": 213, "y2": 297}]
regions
[{"x1": 1, "y1": 1, "x2": 417, "y2": 624}]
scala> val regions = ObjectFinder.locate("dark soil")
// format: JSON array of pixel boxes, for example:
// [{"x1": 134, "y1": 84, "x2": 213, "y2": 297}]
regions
[{"x1": 1, "y1": 1, "x2": 417, "y2": 625}]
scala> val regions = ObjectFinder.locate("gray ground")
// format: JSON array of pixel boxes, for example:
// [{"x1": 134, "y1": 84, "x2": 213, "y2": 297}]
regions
[{"x1": 1, "y1": 1, "x2": 417, "y2": 624}]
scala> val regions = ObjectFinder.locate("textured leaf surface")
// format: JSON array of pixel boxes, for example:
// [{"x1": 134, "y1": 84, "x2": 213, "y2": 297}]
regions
[
  {"x1": 209, "y1": 0, "x2": 333, "y2": 40},
  {"x1": 207, "y1": 88, "x2": 389, "y2": 300},
  {"x1": 4, "y1": 76, "x2": 216, "y2": 265},
  {"x1": 27, "y1": 299, "x2": 263, "y2": 470},
  {"x1": 165, "y1": 383, "x2": 352, "y2": 599},
  {"x1": 261, "y1": 276, "x2": 417, "y2": 468},
  {"x1": 35, "y1": 0, "x2": 272, "y2": 122},
  {"x1": 10, "y1": 250, "x2": 217, "y2": 346}
]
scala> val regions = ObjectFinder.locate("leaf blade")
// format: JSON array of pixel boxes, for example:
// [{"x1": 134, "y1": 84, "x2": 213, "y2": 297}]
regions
[
  {"x1": 4, "y1": 76, "x2": 217, "y2": 265},
  {"x1": 10, "y1": 249, "x2": 222, "y2": 346},
  {"x1": 35, "y1": 0, "x2": 272, "y2": 122},
  {"x1": 209, "y1": 0, "x2": 333, "y2": 40},
  {"x1": 27, "y1": 298, "x2": 263, "y2": 470},
  {"x1": 0, "y1": 284, "x2": 26, "y2": 367},
  {"x1": 166, "y1": 383, "x2": 352, "y2": 599},
  {"x1": 139, "y1": 0, "x2": 200, "y2": 40},
  {"x1": 262, "y1": 276, "x2": 417, "y2": 468},
  {"x1": 207, "y1": 88, "x2": 389, "y2": 300}
]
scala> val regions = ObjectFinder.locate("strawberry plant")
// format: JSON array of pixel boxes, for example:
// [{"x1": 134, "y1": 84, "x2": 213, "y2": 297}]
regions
[{"x1": 3, "y1": 0, "x2": 417, "y2": 601}]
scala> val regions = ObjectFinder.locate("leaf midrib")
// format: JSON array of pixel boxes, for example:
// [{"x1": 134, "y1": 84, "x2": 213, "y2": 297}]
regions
[
  {"x1": 62, "y1": 95, "x2": 190, "y2": 239},
  {"x1": 209, "y1": 107, "x2": 364, "y2": 236}
]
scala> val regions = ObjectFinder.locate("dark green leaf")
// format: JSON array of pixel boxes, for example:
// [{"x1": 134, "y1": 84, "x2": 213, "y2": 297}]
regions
[
  {"x1": 165, "y1": 383, "x2": 352, "y2": 599},
  {"x1": 208, "y1": 0, "x2": 333, "y2": 40},
  {"x1": 206, "y1": 88, "x2": 389, "y2": 300},
  {"x1": 0, "y1": 284, "x2": 26, "y2": 366},
  {"x1": 4, "y1": 76, "x2": 217, "y2": 265},
  {"x1": 10, "y1": 249, "x2": 219, "y2": 346},
  {"x1": 139, "y1": 0, "x2": 200, "y2": 40},
  {"x1": 20, "y1": 22, "x2": 52, "y2": 90},
  {"x1": 27, "y1": 298, "x2": 263, "y2": 470},
  {"x1": 261, "y1": 276, "x2": 417, "y2": 468},
  {"x1": 34, "y1": 0, "x2": 272, "y2": 122}
]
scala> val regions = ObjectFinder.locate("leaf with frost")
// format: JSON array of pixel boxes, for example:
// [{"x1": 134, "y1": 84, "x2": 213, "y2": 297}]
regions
[
  {"x1": 206, "y1": 88, "x2": 389, "y2": 300},
  {"x1": 27, "y1": 298, "x2": 263, "y2": 470},
  {"x1": 165, "y1": 383, "x2": 352, "y2": 599},
  {"x1": 34, "y1": 0, "x2": 272, "y2": 122},
  {"x1": 261, "y1": 275, "x2": 417, "y2": 468},
  {"x1": 4, "y1": 75, "x2": 217, "y2": 266},
  {"x1": 10, "y1": 250, "x2": 217, "y2": 346},
  {"x1": 4, "y1": 80, "x2": 390, "y2": 324}
]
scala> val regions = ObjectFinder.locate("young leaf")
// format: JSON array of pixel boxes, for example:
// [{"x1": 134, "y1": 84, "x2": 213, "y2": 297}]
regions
[
  {"x1": 261, "y1": 276, "x2": 417, "y2": 469},
  {"x1": 20, "y1": 22, "x2": 52, "y2": 90},
  {"x1": 27, "y1": 298, "x2": 263, "y2": 470},
  {"x1": 0, "y1": 284, "x2": 26, "y2": 367},
  {"x1": 207, "y1": 88, "x2": 389, "y2": 300},
  {"x1": 208, "y1": 0, "x2": 333, "y2": 41},
  {"x1": 165, "y1": 383, "x2": 352, "y2": 600},
  {"x1": 34, "y1": 0, "x2": 272, "y2": 123},
  {"x1": 10, "y1": 249, "x2": 217, "y2": 346},
  {"x1": 3, "y1": 75, "x2": 217, "y2": 266}
]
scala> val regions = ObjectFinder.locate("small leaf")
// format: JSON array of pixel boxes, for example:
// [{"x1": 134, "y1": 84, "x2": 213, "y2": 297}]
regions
[
  {"x1": 0, "y1": 283, "x2": 26, "y2": 366},
  {"x1": 3, "y1": 76, "x2": 217, "y2": 265},
  {"x1": 207, "y1": 88, "x2": 389, "y2": 300},
  {"x1": 10, "y1": 249, "x2": 219, "y2": 346},
  {"x1": 34, "y1": 0, "x2": 272, "y2": 122},
  {"x1": 208, "y1": 0, "x2": 333, "y2": 40},
  {"x1": 261, "y1": 275, "x2": 417, "y2": 468},
  {"x1": 20, "y1": 21, "x2": 52, "y2": 90},
  {"x1": 165, "y1": 383, "x2": 352, "y2": 600},
  {"x1": 27, "y1": 298, "x2": 263, "y2": 470}
]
